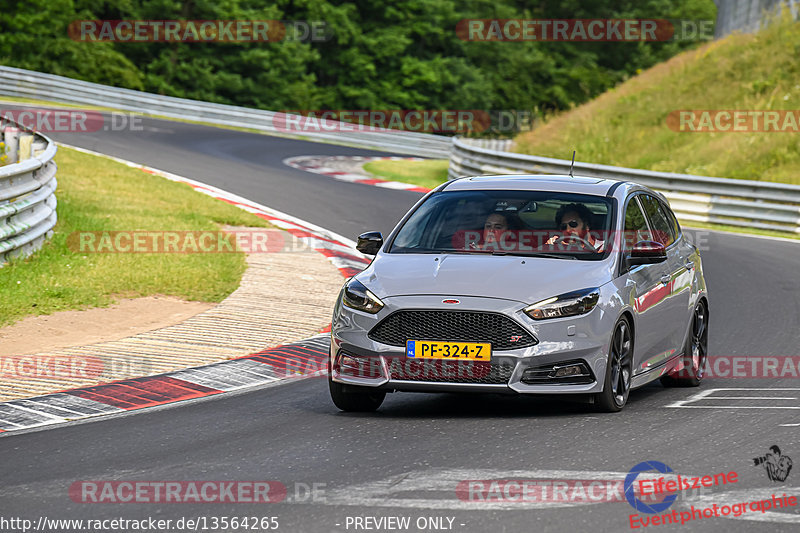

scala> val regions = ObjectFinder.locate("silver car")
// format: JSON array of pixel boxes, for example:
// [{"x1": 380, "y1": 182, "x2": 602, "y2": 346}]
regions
[{"x1": 329, "y1": 175, "x2": 709, "y2": 412}]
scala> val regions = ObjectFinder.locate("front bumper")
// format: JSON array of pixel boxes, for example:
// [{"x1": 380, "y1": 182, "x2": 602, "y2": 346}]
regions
[{"x1": 331, "y1": 295, "x2": 613, "y2": 395}]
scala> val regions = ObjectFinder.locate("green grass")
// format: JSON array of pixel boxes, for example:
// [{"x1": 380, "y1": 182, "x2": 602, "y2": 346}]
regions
[
  {"x1": 362, "y1": 159, "x2": 450, "y2": 190},
  {"x1": 514, "y1": 15, "x2": 800, "y2": 184},
  {"x1": 0, "y1": 95, "x2": 112, "y2": 111},
  {"x1": 0, "y1": 146, "x2": 272, "y2": 327}
]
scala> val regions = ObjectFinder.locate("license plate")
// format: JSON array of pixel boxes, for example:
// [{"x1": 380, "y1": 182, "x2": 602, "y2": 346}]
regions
[{"x1": 406, "y1": 340, "x2": 491, "y2": 361}]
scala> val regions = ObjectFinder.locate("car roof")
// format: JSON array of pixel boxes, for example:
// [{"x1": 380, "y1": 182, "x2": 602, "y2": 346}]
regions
[
  {"x1": 442, "y1": 174, "x2": 662, "y2": 202},
  {"x1": 443, "y1": 174, "x2": 618, "y2": 194}
]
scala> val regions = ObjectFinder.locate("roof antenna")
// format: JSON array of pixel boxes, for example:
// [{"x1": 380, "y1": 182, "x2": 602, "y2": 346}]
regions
[{"x1": 569, "y1": 150, "x2": 576, "y2": 178}]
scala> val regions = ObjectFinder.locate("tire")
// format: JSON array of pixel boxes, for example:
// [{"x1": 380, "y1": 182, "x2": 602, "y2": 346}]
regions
[
  {"x1": 661, "y1": 300, "x2": 708, "y2": 387},
  {"x1": 329, "y1": 377, "x2": 386, "y2": 412},
  {"x1": 595, "y1": 317, "x2": 633, "y2": 413}
]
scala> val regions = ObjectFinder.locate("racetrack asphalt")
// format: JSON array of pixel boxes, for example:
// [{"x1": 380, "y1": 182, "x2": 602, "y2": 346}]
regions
[{"x1": 1, "y1": 110, "x2": 798, "y2": 532}]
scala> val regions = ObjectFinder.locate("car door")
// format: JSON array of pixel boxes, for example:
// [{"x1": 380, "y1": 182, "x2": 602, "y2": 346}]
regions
[
  {"x1": 661, "y1": 199, "x2": 697, "y2": 346},
  {"x1": 621, "y1": 194, "x2": 671, "y2": 373},
  {"x1": 638, "y1": 194, "x2": 690, "y2": 360}
]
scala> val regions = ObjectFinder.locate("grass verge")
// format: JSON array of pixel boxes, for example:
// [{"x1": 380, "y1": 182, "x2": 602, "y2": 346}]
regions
[
  {"x1": 0, "y1": 146, "x2": 272, "y2": 327},
  {"x1": 514, "y1": 15, "x2": 800, "y2": 184},
  {"x1": 362, "y1": 159, "x2": 449, "y2": 190}
]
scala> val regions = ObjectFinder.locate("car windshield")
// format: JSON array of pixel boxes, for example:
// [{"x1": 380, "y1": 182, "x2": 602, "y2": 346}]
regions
[{"x1": 389, "y1": 190, "x2": 613, "y2": 260}]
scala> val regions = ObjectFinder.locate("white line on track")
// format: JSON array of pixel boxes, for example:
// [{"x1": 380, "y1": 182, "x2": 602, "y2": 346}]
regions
[
  {"x1": 711, "y1": 396, "x2": 798, "y2": 400},
  {"x1": 667, "y1": 388, "x2": 800, "y2": 409},
  {"x1": 291, "y1": 468, "x2": 643, "y2": 510}
]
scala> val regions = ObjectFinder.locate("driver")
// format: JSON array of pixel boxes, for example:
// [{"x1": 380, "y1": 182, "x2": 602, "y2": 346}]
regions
[{"x1": 546, "y1": 203, "x2": 604, "y2": 252}]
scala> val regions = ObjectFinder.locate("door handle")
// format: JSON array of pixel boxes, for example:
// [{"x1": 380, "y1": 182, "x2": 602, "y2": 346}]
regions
[
  {"x1": 660, "y1": 274, "x2": 671, "y2": 285},
  {"x1": 685, "y1": 261, "x2": 694, "y2": 271}
]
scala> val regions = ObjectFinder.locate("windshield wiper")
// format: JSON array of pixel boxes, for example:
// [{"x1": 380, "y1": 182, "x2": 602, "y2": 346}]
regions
[
  {"x1": 442, "y1": 249, "x2": 514, "y2": 256},
  {"x1": 508, "y1": 252, "x2": 578, "y2": 260},
  {"x1": 440, "y1": 249, "x2": 577, "y2": 259}
]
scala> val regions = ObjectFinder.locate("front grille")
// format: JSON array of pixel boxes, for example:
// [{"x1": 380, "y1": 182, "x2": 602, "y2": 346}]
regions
[
  {"x1": 368, "y1": 310, "x2": 537, "y2": 351},
  {"x1": 387, "y1": 358, "x2": 514, "y2": 385}
]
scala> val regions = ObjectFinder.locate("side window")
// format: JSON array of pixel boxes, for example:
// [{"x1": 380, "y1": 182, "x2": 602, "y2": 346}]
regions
[
  {"x1": 639, "y1": 194, "x2": 675, "y2": 246},
  {"x1": 623, "y1": 197, "x2": 650, "y2": 250},
  {"x1": 663, "y1": 203, "x2": 682, "y2": 241}
]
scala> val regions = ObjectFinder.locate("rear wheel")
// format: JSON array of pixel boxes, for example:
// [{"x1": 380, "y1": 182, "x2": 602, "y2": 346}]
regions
[
  {"x1": 329, "y1": 377, "x2": 386, "y2": 412},
  {"x1": 661, "y1": 301, "x2": 708, "y2": 387},
  {"x1": 595, "y1": 317, "x2": 633, "y2": 412}
]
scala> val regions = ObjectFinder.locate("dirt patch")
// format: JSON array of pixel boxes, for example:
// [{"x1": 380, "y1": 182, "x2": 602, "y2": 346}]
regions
[{"x1": 0, "y1": 296, "x2": 212, "y2": 357}]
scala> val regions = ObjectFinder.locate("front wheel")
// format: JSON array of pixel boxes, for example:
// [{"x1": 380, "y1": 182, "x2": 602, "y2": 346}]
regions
[
  {"x1": 595, "y1": 317, "x2": 633, "y2": 412},
  {"x1": 661, "y1": 301, "x2": 708, "y2": 387},
  {"x1": 329, "y1": 377, "x2": 386, "y2": 412}
]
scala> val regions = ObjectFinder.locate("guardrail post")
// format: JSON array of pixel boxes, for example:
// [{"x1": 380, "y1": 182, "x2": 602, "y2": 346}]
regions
[
  {"x1": 19, "y1": 133, "x2": 33, "y2": 161},
  {"x1": 3, "y1": 126, "x2": 19, "y2": 164}
]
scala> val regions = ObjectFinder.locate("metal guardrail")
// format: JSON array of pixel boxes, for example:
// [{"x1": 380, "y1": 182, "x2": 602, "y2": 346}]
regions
[
  {"x1": 714, "y1": 0, "x2": 799, "y2": 38},
  {"x1": 0, "y1": 66, "x2": 452, "y2": 159},
  {"x1": 450, "y1": 137, "x2": 800, "y2": 233},
  {"x1": 0, "y1": 118, "x2": 57, "y2": 264}
]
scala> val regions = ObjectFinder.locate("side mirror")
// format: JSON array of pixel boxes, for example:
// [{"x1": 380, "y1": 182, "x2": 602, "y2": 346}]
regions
[
  {"x1": 356, "y1": 231, "x2": 383, "y2": 255},
  {"x1": 625, "y1": 240, "x2": 667, "y2": 268}
]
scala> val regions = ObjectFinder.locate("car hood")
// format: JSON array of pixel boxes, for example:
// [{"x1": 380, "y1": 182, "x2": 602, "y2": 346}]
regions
[{"x1": 359, "y1": 253, "x2": 615, "y2": 304}]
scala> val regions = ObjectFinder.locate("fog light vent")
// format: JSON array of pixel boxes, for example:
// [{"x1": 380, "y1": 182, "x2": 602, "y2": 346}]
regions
[
  {"x1": 522, "y1": 360, "x2": 594, "y2": 385},
  {"x1": 335, "y1": 352, "x2": 384, "y2": 379}
]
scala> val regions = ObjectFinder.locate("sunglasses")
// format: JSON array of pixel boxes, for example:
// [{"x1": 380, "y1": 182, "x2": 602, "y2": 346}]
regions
[{"x1": 560, "y1": 220, "x2": 580, "y2": 230}]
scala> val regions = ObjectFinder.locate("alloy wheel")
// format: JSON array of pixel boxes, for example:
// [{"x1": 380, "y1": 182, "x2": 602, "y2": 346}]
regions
[
  {"x1": 609, "y1": 321, "x2": 632, "y2": 407},
  {"x1": 690, "y1": 302, "x2": 708, "y2": 380}
]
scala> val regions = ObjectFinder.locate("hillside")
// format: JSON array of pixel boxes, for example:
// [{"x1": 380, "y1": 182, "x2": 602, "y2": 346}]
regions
[{"x1": 514, "y1": 15, "x2": 800, "y2": 184}]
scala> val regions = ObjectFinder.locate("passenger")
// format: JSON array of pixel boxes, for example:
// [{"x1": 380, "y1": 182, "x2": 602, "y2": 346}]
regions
[{"x1": 481, "y1": 212, "x2": 521, "y2": 250}]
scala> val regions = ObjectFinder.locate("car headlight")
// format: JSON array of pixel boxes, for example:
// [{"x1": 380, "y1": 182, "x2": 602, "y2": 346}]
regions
[
  {"x1": 342, "y1": 278, "x2": 384, "y2": 314},
  {"x1": 524, "y1": 288, "x2": 599, "y2": 320}
]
